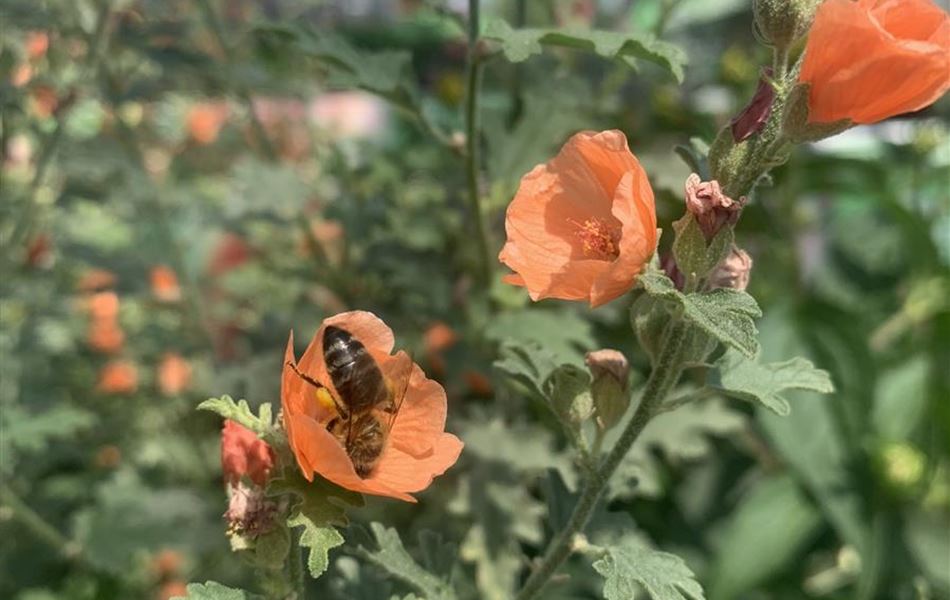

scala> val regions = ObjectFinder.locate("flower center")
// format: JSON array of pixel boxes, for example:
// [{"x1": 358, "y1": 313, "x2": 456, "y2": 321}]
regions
[{"x1": 570, "y1": 218, "x2": 621, "y2": 261}]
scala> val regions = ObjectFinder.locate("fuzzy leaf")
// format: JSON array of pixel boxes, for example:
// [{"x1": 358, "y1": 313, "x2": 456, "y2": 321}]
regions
[
  {"x1": 269, "y1": 466, "x2": 361, "y2": 579},
  {"x1": 483, "y1": 19, "x2": 686, "y2": 82},
  {"x1": 358, "y1": 523, "x2": 457, "y2": 600},
  {"x1": 172, "y1": 581, "x2": 261, "y2": 599},
  {"x1": 593, "y1": 541, "x2": 705, "y2": 600},
  {"x1": 709, "y1": 349, "x2": 834, "y2": 416},
  {"x1": 637, "y1": 269, "x2": 761, "y2": 358},
  {"x1": 493, "y1": 339, "x2": 559, "y2": 401},
  {"x1": 672, "y1": 216, "x2": 733, "y2": 281},
  {"x1": 198, "y1": 395, "x2": 273, "y2": 436}
]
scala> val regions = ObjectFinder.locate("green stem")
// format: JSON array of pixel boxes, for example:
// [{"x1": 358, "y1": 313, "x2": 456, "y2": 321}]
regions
[
  {"x1": 514, "y1": 320, "x2": 690, "y2": 600},
  {"x1": 288, "y1": 528, "x2": 305, "y2": 599},
  {"x1": 464, "y1": 0, "x2": 493, "y2": 286},
  {"x1": 0, "y1": 485, "x2": 83, "y2": 561},
  {"x1": 195, "y1": 0, "x2": 278, "y2": 161}
]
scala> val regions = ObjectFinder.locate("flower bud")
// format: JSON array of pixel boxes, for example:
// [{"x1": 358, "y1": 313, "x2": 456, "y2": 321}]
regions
[
  {"x1": 753, "y1": 0, "x2": 820, "y2": 50},
  {"x1": 874, "y1": 441, "x2": 926, "y2": 501},
  {"x1": 225, "y1": 481, "x2": 278, "y2": 542},
  {"x1": 548, "y1": 364, "x2": 594, "y2": 425},
  {"x1": 585, "y1": 349, "x2": 630, "y2": 431},
  {"x1": 731, "y1": 69, "x2": 775, "y2": 143},
  {"x1": 709, "y1": 245, "x2": 753, "y2": 291},
  {"x1": 684, "y1": 174, "x2": 746, "y2": 241}
]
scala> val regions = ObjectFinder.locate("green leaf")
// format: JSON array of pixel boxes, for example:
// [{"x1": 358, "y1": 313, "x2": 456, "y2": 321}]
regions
[
  {"x1": 485, "y1": 307, "x2": 595, "y2": 365},
  {"x1": 358, "y1": 523, "x2": 457, "y2": 600},
  {"x1": 1, "y1": 404, "x2": 96, "y2": 453},
  {"x1": 198, "y1": 395, "x2": 273, "y2": 437},
  {"x1": 483, "y1": 19, "x2": 686, "y2": 82},
  {"x1": 246, "y1": 526, "x2": 290, "y2": 570},
  {"x1": 172, "y1": 581, "x2": 261, "y2": 599},
  {"x1": 254, "y1": 25, "x2": 413, "y2": 96},
  {"x1": 708, "y1": 475, "x2": 823, "y2": 600},
  {"x1": 268, "y1": 466, "x2": 362, "y2": 579},
  {"x1": 638, "y1": 269, "x2": 762, "y2": 358},
  {"x1": 709, "y1": 349, "x2": 834, "y2": 416},
  {"x1": 493, "y1": 339, "x2": 559, "y2": 401},
  {"x1": 671, "y1": 216, "x2": 733, "y2": 282},
  {"x1": 593, "y1": 540, "x2": 705, "y2": 600},
  {"x1": 288, "y1": 513, "x2": 344, "y2": 578},
  {"x1": 872, "y1": 357, "x2": 930, "y2": 440}
]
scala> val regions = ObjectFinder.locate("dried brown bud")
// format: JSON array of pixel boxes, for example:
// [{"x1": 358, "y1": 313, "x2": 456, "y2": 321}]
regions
[
  {"x1": 709, "y1": 245, "x2": 753, "y2": 291},
  {"x1": 585, "y1": 349, "x2": 630, "y2": 431},
  {"x1": 731, "y1": 69, "x2": 775, "y2": 143},
  {"x1": 684, "y1": 173, "x2": 747, "y2": 241},
  {"x1": 225, "y1": 482, "x2": 278, "y2": 540}
]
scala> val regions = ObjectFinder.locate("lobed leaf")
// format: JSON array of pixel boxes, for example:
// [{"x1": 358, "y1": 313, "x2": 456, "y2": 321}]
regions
[
  {"x1": 483, "y1": 19, "x2": 686, "y2": 82},
  {"x1": 197, "y1": 395, "x2": 273, "y2": 437},
  {"x1": 709, "y1": 349, "x2": 834, "y2": 416},
  {"x1": 593, "y1": 540, "x2": 706, "y2": 600},
  {"x1": 172, "y1": 582, "x2": 261, "y2": 600},
  {"x1": 289, "y1": 513, "x2": 344, "y2": 578},
  {"x1": 358, "y1": 522, "x2": 457, "y2": 600}
]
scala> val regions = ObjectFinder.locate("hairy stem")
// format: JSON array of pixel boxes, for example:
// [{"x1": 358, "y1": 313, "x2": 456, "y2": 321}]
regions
[
  {"x1": 288, "y1": 528, "x2": 305, "y2": 599},
  {"x1": 0, "y1": 485, "x2": 83, "y2": 561},
  {"x1": 464, "y1": 0, "x2": 493, "y2": 286},
  {"x1": 514, "y1": 320, "x2": 689, "y2": 600}
]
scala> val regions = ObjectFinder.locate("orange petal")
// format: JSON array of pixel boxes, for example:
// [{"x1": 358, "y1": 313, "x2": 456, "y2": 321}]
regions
[
  {"x1": 371, "y1": 433, "x2": 464, "y2": 494},
  {"x1": 388, "y1": 363, "x2": 447, "y2": 458}
]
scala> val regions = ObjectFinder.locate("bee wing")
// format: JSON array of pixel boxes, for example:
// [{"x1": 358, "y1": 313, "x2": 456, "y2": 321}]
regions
[{"x1": 380, "y1": 350, "x2": 413, "y2": 430}]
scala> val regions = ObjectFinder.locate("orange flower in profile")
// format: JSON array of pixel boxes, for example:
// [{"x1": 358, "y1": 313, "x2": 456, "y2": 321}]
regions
[
  {"x1": 423, "y1": 321, "x2": 457, "y2": 377},
  {"x1": 158, "y1": 353, "x2": 192, "y2": 396},
  {"x1": 186, "y1": 102, "x2": 229, "y2": 145},
  {"x1": 221, "y1": 420, "x2": 275, "y2": 486},
  {"x1": 98, "y1": 360, "x2": 138, "y2": 394},
  {"x1": 498, "y1": 130, "x2": 658, "y2": 307},
  {"x1": 281, "y1": 311, "x2": 463, "y2": 502},
  {"x1": 799, "y1": 0, "x2": 950, "y2": 124},
  {"x1": 150, "y1": 265, "x2": 181, "y2": 302}
]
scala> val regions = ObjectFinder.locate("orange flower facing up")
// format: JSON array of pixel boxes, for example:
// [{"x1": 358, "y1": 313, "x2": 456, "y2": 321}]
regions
[
  {"x1": 98, "y1": 360, "x2": 138, "y2": 394},
  {"x1": 150, "y1": 265, "x2": 181, "y2": 302},
  {"x1": 499, "y1": 130, "x2": 658, "y2": 307},
  {"x1": 281, "y1": 311, "x2": 463, "y2": 502},
  {"x1": 799, "y1": 0, "x2": 950, "y2": 124},
  {"x1": 158, "y1": 353, "x2": 192, "y2": 396},
  {"x1": 221, "y1": 420, "x2": 275, "y2": 486}
]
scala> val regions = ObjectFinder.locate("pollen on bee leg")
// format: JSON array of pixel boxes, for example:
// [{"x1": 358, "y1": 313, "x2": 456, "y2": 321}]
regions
[
  {"x1": 315, "y1": 387, "x2": 338, "y2": 413},
  {"x1": 569, "y1": 218, "x2": 621, "y2": 261}
]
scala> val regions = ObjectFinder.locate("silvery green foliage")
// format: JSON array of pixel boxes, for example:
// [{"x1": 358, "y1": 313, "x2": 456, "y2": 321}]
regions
[{"x1": 593, "y1": 540, "x2": 705, "y2": 600}]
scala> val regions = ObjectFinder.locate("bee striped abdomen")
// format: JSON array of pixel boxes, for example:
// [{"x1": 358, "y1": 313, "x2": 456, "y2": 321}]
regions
[{"x1": 323, "y1": 325, "x2": 389, "y2": 414}]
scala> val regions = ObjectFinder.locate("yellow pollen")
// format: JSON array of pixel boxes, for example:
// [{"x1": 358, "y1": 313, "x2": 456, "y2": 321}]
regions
[
  {"x1": 570, "y1": 218, "x2": 621, "y2": 260},
  {"x1": 315, "y1": 387, "x2": 338, "y2": 413}
]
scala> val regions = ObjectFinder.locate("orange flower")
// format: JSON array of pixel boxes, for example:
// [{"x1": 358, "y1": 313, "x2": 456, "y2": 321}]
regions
[
  {"x1": 25, "y1": 32, "x2": 49, "y2": 61},
  {"x1": 150, "y1": 265, "x2": 181, "y2": 302},
  {"x1": 97, "y1": 360, "x2": 138, "y2": 394},
  {"x1": 799, "y1": 0, "x2": 950, "y2": 124},
  {"x1": 87, "y1": 320, "x2": 125, "y2": 354},
  {"x1": 77, "y1": 268, "x2": 116, "y2": 292},
  {"x1": 498, "y1": 130, "x2": 658, "y2": 307},
  {"x1": 157, "y1": 353, "x2": 192, "y2": 396},
  {"x1": 156, "y1": 580, "x2": 188, "y2": 600},
  {"x1": 281, "y1": 311, "x2": 463, "y2": 502},
  {"x1": 423, "y1": 321, "x2": 457, "y2": 377},
  {"x1": 221, "y1": 420, "x2": 275, "y2": 486},
  {"x1": 86, "y1": 291, "x2": 120, "y2": 321},
  {"x1": 186, "y1": 102, "x2": 229, "y2": 145}
]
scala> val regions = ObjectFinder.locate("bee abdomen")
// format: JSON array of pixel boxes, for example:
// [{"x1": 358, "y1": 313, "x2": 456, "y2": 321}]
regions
[{"x1": 323, "y1": 325, "x2": 388, "y2": 414}]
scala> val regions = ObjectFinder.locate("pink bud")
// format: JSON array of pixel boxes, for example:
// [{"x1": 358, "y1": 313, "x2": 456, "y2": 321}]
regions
[
  {"x1": 710, "y1": 246, "x2": 753, "y2": 291},
  {"x1": 684, "y1": 173, "x2": 746, "y2": 241},
  {"x1": 731, "y1": 69, "x2": 775, "y2": 143}
]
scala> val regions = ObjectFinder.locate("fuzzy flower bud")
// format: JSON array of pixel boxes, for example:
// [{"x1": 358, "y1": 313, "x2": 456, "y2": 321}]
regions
[
  {"x1": 753, "y1": 0, "x2": 820, "y2": 50},
  {"x1": 684, "y1": 173, "x2": 747, "y2": 241},
  {"x1": 709, "y1": 246, "x2": 753, "y2": 291},
  {"x1": 224, "y1": 481, "x2": 278, "y2": 542},
  {"x1": 731, "y1": 69, "x2": 775, "y2": 143},
  {"x1": 585, "y1": 349, "x2": 630, "y2": 431}
]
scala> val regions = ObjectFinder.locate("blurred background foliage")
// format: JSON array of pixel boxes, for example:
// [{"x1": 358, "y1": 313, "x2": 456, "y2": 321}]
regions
[{"x1": 1, "y1": 0, "x2": 948, "y2": 599}]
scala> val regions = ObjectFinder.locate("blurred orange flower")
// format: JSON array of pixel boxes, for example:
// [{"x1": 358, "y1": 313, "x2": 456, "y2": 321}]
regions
[
  {"x1": 150, "y1": 549, "x2": 183, "y2": 579},
  {"x1": 208, "y1": 232, "x2": 251, "y2": 276},
  {"x1": 799, "y1": 0, "x2": 950, "y2": 124},
  {"x1": 87, "y1": 291, "x2": 120, "y2": 321},
  {"x1": 157, "y1": 353, "x2": 192, "y2": 396},
  {"x1": 186, "y1": 102, "x2": 229, "y2": 145},
  {"x1": 25, "y1": 32, "x2": 49, "y2": 61},
  {"x1": 87, "y1": 321, "x2": 125, "y2": 354},
  {"x1": 423, "y1": 321, "x2": 457, "y2": 376},
  {"x1": 77, "y1": 268, "x2": 117, "y2": 292},
  {"x1": 499, "y1": 130, "x2": 658, "y2": 307},
  {"x1": 30, "y1": 85, "x2": 58, "y2": 118},
  {"x1": 156, "y1": 580, "x2": 188, "y2": 600},
  {"x1": 150, "y1": 265, "x2": 181, "y2": 302},
  {"x1": 221, "y1": 420, "x2": 275, "y2": 486},
  {"x1": 281, "y1": 311, "x2": 463, "y2": 502},
  {"x1": 98, "y1": 360, "x2": 138, "y2": 394},
  {"x1": 463, "y1": 369, "x2": 493, "y2": 397}
]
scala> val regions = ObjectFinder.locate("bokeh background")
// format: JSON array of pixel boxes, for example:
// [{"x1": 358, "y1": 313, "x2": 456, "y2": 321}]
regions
[{"x1": 2, "y1": 1, "x2": 948, "y2": 599}]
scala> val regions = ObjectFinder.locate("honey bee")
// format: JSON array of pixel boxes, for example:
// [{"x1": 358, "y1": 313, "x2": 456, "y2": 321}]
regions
[{"x1": 288, "y1": 325, "x2": 410, "y2": 478}]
